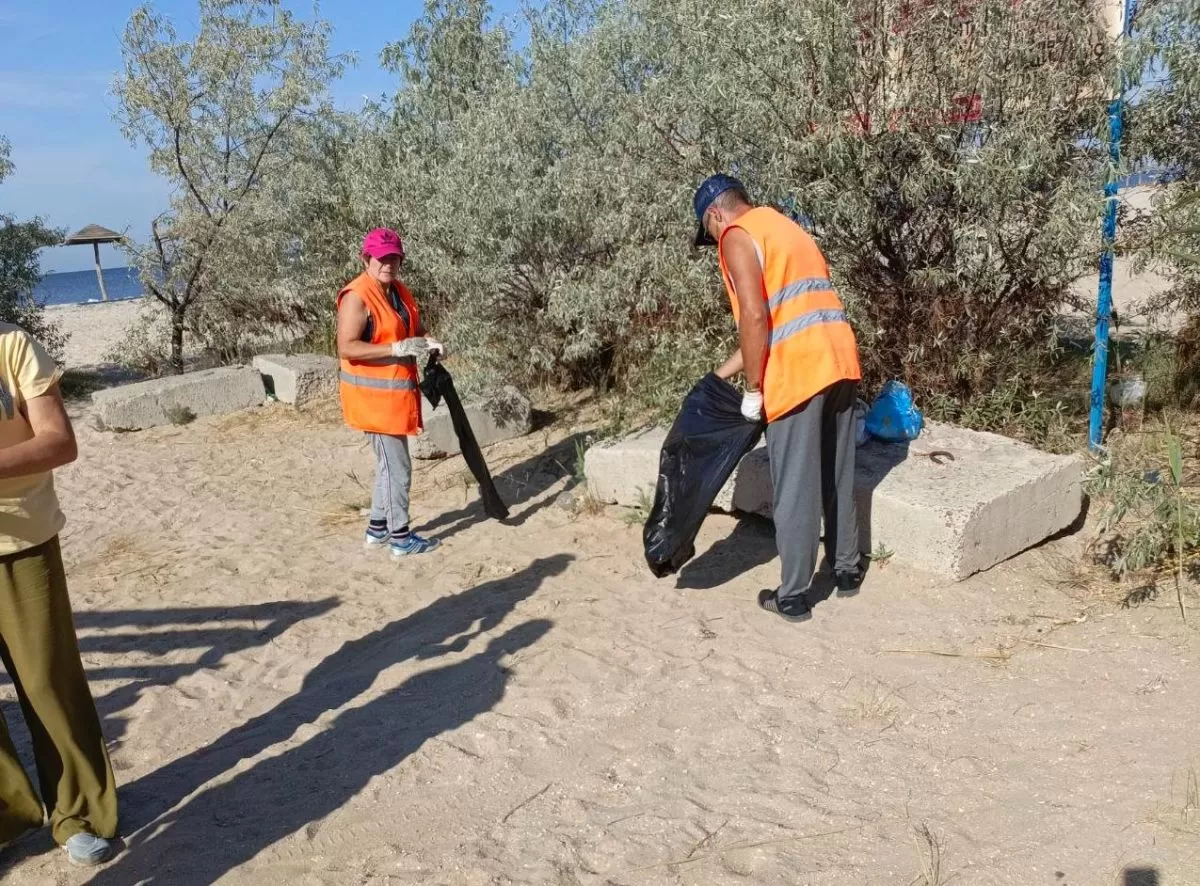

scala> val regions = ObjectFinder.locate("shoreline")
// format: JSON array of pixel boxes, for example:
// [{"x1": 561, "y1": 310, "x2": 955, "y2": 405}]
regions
[{"x1": 45, "y1": 296, "x2": 144, "y2": 310}]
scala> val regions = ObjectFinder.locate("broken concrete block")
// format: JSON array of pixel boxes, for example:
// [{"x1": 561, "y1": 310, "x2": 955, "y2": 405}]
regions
[
  {"x1": 252, "y1": 354, "x2": 338, "y2": 406},
  {"x1": 92, "y1": 366, "x2": 266, "y2": 431},
  {"x1": 585, "y1": 420, "x2": 1084, "y2": 580},
  {"x1": 411, "y1": 386, "x2": 533, "y2": 459}
]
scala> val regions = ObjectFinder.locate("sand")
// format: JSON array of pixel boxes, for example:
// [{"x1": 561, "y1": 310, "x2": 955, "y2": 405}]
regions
[
  {"x1": 0, "y1": 393, "x2": 1195, "y2": 885},
  {"x1": 46, "y1": 300, "x2": 149, "y2": 369}
]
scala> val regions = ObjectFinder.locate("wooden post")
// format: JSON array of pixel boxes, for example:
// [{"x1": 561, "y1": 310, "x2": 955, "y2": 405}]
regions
[{"x1": 93, "y1": 242, "x2": 109, "y2": 302}]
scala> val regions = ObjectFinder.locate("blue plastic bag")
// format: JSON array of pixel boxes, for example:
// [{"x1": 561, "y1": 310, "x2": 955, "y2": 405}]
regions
[{"x1": 865, "y1": 381, "x2": 923, "y2": 442}]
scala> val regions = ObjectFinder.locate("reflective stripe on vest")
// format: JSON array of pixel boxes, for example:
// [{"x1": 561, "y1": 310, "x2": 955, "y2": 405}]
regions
[
  {"x1": 769, "y1": 307, "x2": 849, "y2": 347},
  {"x1": 338, "y1": 371, "x2": 418, "y2": 391},
  {"x1": 766, "y1": 277, "x2": 836, "y2": 310}
]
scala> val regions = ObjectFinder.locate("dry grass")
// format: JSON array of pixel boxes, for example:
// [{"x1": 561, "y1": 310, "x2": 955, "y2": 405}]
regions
[
  {"x1": 316, "y1": 499, "x2": 372, "y2": 529},
  {"x1": 210, "y1": 397, "x2": 342, "y2": 435},
  {"x1": 65, "y1": 533, "x2": 146, "y2": 573},
  {"x1": 164, "y1": 404, "x2": 197, "y2": 426},
  {"x1": 573, "y1": 493, "x2": 605, "y2": 519},
  {"x1": 99, "y1": 534, "x2": 141, "y2": 559},
  {"x1": 1083, "y1": 412, "x2": 1200, "y2": 614},
  {"x1": 1182, "y1": 768, "x2": 1200, "y2": 831},
  {"x1": 855, "y1": 683, "x2": 904, "y2": 727},
  {"x1": 881, "y1": 645, "x2": 1014, "y2": 667},
  {"x1": 910, "y1": 822, "x2": 953, "y2": 886},
  {"x1": 1149, "y1": 765, "x2": 1200, "y2": 838},
  {"x1": 68, "y1": 535, "x2": 190, "y2": 588}
]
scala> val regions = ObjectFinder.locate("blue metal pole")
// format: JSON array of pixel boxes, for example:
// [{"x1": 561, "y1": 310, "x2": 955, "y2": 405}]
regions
[{"x1": 1088, "y1": 0, "x2": 1137, "y2": 452}]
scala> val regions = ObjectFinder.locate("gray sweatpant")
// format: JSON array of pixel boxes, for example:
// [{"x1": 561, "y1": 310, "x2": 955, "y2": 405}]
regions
[
  {"x1": 368, "y1": 433, "x2": 412, "y2": 531},
  {"x1": 766, "y1": 379, "x2": 861, "y2": 602}
]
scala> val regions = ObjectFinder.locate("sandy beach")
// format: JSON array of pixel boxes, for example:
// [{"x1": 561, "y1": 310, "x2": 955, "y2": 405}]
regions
[
  {"x1": 0, "y1": 387, "x2": 1193, "y2": 884},
  {"x1": 46, "y1": 299, "x2": 147, "y2": 369},
  {"x1": 10, "y1": 249, "x2": 1193, "y2": 883}
]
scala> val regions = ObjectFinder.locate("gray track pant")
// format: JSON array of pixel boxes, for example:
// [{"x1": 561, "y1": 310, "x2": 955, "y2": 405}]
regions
[
  {"x1": 766, "y1": 379, "x2": 861, "y2": 602},
  {"x1": 368, "y1": 433, "x2": 412, "y2": 531}
]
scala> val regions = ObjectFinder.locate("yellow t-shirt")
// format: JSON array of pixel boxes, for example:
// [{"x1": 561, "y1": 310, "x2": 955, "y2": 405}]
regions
[{"x1": 0, "y1": 324, "x2": 66, "y2": 555}]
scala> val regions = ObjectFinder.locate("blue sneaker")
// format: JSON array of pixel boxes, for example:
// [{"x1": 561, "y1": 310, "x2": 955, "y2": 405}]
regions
[
  {"x1": 364, "y1": 528, "x2": 390, "y2": 549},
  {"x1": 64, "y1": 833, "x2": 115, "y2": 866},
  {"x1": 390, "y1": 532, "x2": 440, "y2": 558}
]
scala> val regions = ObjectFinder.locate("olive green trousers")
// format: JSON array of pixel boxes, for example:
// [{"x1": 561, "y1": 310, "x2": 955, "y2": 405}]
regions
[{"x1": 0, "y1": 537, "x2": 117, "y2": 845}]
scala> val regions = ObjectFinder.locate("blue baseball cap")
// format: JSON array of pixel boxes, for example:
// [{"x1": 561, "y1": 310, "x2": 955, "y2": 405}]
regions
[{"x1": 693, "y1": 174, "x2": 745, "y2": 247}]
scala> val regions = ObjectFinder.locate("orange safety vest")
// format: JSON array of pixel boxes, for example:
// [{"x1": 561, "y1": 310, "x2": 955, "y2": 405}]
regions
[
  {"x1": 718, "y1": 206, "x2": 861, "y2": 423},
  {"x1": 336, "y1": 272, "x2": 423, "y2": 436}
]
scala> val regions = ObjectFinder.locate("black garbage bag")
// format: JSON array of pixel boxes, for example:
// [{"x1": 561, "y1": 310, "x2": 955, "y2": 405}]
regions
[
  {"x1": 644, "y1": 373, "x2": 765, "y2": 577},
  {"x1": 420, "y1": 357, "x2": 510, "y2": 521}
]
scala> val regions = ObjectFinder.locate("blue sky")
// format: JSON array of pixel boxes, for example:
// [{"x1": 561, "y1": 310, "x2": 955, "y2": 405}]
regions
[{"x1": 0, "y1": 1, "x2": 521, "y2": 273}]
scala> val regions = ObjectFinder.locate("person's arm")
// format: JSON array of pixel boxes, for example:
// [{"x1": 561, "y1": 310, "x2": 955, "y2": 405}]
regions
[
  {"x1": 721, "y1": 228, "x2": 769, "y2": 391},
  {"x1": 0, "y1": 385, "x2": 76, "y2": 479},
  {"x1": 336, "y1": 293, "x2": 401, "y2": 362},
  {"x1": 716, "y1": 349, "x2": 744, "y2": 380}
]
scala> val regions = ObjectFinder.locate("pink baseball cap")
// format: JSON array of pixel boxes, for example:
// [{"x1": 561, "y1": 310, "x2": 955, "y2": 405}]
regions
[{"x1": 361, "y1": 228, "x2": 405, "y2": 260}]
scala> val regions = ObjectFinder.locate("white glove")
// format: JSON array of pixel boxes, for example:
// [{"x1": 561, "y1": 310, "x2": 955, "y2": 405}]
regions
[
  {"x1": 425, "y1": 337, "x2": 446, "y2": 358},
  {"x1": 741, "y1": 390, "x2": 764, "y2": 422},
  {"x1": 390, "y1": 337, "x2": 429, "y2": 360}
]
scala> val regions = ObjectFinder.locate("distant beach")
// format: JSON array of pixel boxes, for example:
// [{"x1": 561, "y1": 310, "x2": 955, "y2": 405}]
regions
[
  {"x1": 46, "y1": 299, "x2": 147, "y2": 368},
  {"x1": 38, "y1": 266, "x2": 159, "y2": 369}
]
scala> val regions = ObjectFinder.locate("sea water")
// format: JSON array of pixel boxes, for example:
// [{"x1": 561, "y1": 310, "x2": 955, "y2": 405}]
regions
[{"x1": 33, "y1": 267, "x2": 144, "y2": 306}]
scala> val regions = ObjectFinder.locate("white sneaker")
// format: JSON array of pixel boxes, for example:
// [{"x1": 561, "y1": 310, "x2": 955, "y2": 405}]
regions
[{"x1": 363, "y1": 529, "x2": 390, "y2": 549}]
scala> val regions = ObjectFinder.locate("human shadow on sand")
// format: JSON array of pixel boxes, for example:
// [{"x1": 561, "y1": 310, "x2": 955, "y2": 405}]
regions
[
  {"x1": 77, "y1": 601, "x2": 339, "y2": 739},
  {"x1": 673, "y1": 515, "x2": 867, "y2": 609},
  {"x1": 2, "y1": 602, "x2": 339, "y2": 742},
  {"x1": 81, "y1": 556, "x2": 569, "y2": 885},
  {"x1": 675, "y1": 516, "x2": 778, "y2": 591},
  {"x1": 88, "y1": 619, "x2": 552, "y2": 886},
  {"x1": 0, "y1": 599, "x2": 337, "y2": 875},
  {"x1": 416, "y1": 433, "x2": 589, "y2": 541}
]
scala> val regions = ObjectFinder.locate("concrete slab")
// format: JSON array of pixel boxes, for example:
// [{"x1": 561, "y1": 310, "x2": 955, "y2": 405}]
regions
[
  {"x1": 411, "y1": 386, "x2": 533, "y2": 459},
  {"x1": 585, "y1": 421, "x2": 1084, "y2": 580},
  {"x1": 583, "y1": 428, "x2": 665, "y2": 507},
  {"x1": 853, "y1": 423, "x2": 1086, "y2": 579},
  {"x1": 252, "y1": 354, "x2": 338, "y2": 406},
  {"x1": 583, "y1": 427, "x2": 768, "y2": 512},
  {"x1": 92, "y1": 366, "x2": 266, "y2": 431}
]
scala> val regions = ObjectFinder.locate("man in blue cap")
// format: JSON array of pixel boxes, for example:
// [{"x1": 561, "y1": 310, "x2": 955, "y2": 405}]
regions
[{"x1": 693, "y1": 174, "x2": 864, "y2": 622}]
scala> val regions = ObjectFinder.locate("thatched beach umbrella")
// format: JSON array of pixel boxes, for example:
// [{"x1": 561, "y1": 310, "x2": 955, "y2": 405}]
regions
[{"x1": 64, "y1": 224, "x2": 123, "y2": 302}]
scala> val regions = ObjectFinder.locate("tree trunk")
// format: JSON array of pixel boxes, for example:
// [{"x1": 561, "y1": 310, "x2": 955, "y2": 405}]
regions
[{"x1": 170, "y1": 306, "x2": 186, "y2": 375}]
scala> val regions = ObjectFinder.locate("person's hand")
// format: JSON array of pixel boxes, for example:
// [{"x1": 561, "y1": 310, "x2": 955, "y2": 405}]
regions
[
  {"x1": 391, "y1": 337, "x2": 429, "y2": 360},
  {"x1": 741, "y1": 390, "x2": 764, "y2": 422},
  {"x1": 426, "y1": 337, "x2": 446, "y2": 358}
]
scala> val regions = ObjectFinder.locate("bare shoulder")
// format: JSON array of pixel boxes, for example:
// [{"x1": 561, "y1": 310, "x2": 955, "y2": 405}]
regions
[
  {"x1": 722, "y1": 226, "x2": 756, "y2": 252},
  {"x1": 721, "y1": 227, "x2": 762, "y2": 271}
]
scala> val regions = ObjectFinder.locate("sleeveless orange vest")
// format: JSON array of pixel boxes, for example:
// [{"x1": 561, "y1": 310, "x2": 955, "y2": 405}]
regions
[
  {"x1": 718, "y1": 206, "x2": 861, "y2": 423},
  {"x1": 336, "y1": 272, "x2": 423, "y2": 436}
]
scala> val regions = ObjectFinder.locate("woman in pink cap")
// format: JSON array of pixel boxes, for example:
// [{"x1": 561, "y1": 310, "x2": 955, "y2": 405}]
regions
[{"x1": 335, "y1": 228, "x2": 443, "y2": 557}]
